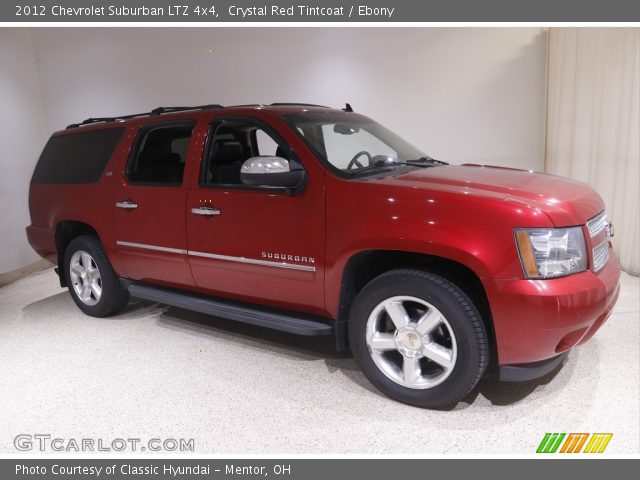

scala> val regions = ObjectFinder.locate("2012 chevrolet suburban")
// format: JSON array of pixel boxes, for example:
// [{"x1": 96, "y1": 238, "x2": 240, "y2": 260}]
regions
[{"x1": 27, "y1": 103, "x2": 621, "y2": 408}]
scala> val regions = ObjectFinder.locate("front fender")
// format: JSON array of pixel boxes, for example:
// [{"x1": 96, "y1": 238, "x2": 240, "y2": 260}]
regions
[{"x1": 324, "y1": 175, "x2": 554, "y2": 317}]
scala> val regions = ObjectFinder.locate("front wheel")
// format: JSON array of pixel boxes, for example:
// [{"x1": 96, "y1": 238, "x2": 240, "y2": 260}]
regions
[
  {"x1": 348, "y1": 269, "x2": 489, "y2": 408},
  {"x1": 64, "y1": 235, "x2": 129, "y2": 317}
]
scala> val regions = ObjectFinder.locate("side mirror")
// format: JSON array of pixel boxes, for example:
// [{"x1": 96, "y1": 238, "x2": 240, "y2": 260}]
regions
[{"x1": 240, "y1": 156, "x2": 305, "y2": 189}]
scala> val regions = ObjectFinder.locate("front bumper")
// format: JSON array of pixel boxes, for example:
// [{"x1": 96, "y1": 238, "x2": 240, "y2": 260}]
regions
[
  {"x1": 487, "y1": 244, "x2": 621, "y2": 368},
  {"x1": 499, "y1": 352, "x2": 568, "y2": 382}
]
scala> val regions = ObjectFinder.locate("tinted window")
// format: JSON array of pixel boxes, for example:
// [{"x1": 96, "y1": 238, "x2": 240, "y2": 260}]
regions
[
  {"x1": 127, "y1": 124, "x2": 193, "y2": 185},
  {"x1": 203, "y1": 120, "x2": 290, "y2": 186},
  {"x1": 31, "y1": 128, "x2": 124, "y2": 184}
]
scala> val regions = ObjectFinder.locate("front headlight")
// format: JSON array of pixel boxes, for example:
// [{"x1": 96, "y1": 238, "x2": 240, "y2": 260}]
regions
[{"x1": 515, "y1": 227, "x2": 587, "y2": 279}]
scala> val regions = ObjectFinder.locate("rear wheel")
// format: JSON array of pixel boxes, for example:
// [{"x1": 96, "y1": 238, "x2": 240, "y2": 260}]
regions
[
  {"x1": 64, "y1": 235, "x2": 129, "y2": 317},
  {"x1": 348, "y1": 269, "x2": 489, "y2": 408}
]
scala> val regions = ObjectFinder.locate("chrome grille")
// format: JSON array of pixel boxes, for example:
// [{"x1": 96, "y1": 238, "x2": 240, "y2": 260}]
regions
[
  {"x1": 592, "y1": 240, "x2": 609, "y2": 272},
  {"x1": 587, "y1": 211, "x2": 607, "y2": 237}
]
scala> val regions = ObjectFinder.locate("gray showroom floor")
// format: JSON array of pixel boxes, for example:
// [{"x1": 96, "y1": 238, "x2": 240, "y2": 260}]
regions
[{"x1": 1, "y1": 267, "x2": 638, "y2": 454}]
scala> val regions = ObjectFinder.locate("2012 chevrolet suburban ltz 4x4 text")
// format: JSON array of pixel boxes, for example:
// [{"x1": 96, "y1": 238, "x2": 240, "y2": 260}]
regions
[{"x1": 27, "y1": 103, "x2": 620, "y2": 408}]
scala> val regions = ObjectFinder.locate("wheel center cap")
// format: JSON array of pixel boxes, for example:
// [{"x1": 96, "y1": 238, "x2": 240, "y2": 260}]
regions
[{"x1": 395, "y1": 327, "x2": 423, "y2": 356}]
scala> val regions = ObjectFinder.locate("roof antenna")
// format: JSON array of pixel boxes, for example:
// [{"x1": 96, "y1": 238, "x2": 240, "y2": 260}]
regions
[{"x1": 343, "y1": 103, "x2": 353, "y2": 113}]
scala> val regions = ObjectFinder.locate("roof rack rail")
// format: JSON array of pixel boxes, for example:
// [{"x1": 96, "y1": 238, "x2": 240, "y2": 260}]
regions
[
  {"x1": 66, "y1": 104, "x2": 223, "y2": 129},
  {"x1": 149, "y1": 104, "x2": 223, "y2": 115},
  {"x1": 270, "y1": 103, "x2": 330, "y2": 108},
  {"x1": 66, "y1": 117, "x2": 120, "y2": 128},
  {"x1": 225, "y1": 104, "x2": 263, "y2": 108}
]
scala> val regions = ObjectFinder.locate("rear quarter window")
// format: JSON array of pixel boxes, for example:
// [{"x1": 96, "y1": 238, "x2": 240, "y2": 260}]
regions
[{"x1": 31, "y1": 128, "x2": 125, "y2": 184}]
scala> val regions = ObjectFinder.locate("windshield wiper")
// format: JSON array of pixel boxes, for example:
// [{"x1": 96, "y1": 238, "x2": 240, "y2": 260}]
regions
[
  {"x1": 407, "y1": 156, "x2": 449, "y2": 166},
  {"x1": 348, "y1": 158, "x2": 442, "y2": 175}
]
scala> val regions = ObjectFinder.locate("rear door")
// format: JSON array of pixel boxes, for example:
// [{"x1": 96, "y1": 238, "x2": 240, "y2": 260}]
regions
[
  {"x1": 113, "y1": 120, "x2": 197, "y2": 286},
  {"x1": 186, "y1": 115, "x2": 326, "y2": 314}
]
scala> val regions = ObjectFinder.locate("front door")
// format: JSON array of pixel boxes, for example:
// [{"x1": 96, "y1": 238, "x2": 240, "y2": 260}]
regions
[
  {"x1": 186, "y1": 116, "x2": 325, "y2": 314},
  {"x1": 113, "y1": 120, "x2": 196, "y2": 287}
]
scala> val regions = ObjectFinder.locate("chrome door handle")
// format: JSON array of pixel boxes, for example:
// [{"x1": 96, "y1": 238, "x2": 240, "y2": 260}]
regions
[
  {"x1": 116, "y1": 200, "x2": 138, "y2": 209},
  {"x1": 191, "y1": 206, "x2": 221, "y2": 216}
]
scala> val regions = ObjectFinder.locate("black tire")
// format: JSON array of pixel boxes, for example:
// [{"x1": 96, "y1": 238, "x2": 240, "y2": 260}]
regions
[
  {"x1": 348, "y1": 269, "x2": 489, "y2": 409},
  {"x1": 64, "y1": 235, "x2": 129, "y2": 317}
]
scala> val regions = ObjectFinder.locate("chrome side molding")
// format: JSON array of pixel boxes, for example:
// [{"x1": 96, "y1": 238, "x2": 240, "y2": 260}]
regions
[
  {"x1": 189, "y1": 250, "x2": 316, "y2": 272},
  {"x1": 115, "y1": 241, "x2": 316, "y2": 272},
  {"x1": 116, "y1": 241, "x2": 187, "y2": 255}
]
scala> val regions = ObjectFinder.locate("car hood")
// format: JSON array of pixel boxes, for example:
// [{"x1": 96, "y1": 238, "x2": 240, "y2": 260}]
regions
[{"x1": 370, "y1": 164, "x2": 604, "y2": 227}]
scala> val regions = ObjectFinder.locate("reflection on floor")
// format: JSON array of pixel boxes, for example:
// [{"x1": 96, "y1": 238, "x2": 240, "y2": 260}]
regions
[{"x1": 1, "y1": 268, "x2": 638, "y2": 453}]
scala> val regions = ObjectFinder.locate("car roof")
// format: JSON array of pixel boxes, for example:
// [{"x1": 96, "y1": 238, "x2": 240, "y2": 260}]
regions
[{"x1": 62, "y1": 103, "x2": 344, "y2": 132}]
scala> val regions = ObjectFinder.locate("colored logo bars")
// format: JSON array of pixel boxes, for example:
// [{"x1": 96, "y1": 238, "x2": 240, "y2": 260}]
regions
[{"x1": 536, "y1": 433, "x2": 613, "y2": 453}]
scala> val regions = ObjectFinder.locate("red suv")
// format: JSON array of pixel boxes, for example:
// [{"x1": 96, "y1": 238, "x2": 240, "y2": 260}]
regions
[{"x1": 27, "y1": 103, "x2": 620, "y2": 408}]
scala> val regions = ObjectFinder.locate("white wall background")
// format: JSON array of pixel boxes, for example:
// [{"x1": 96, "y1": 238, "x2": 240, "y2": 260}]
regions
[
  {"x1": 0, "y1": 29, "x2": 48, "y2": 273},
  {"x1": 32, "y1": 27, "x2": 547, "y2": 165},
  {"x1": 1, "y1": 27, "x2": 547, "y2": 274},
  {"x1": 546, "y1": 28, "x2": 639, "y2": 274}
]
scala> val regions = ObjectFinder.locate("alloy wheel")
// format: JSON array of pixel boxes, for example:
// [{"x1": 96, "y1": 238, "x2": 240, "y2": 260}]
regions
[
  {"x1": 69, "y1": 250, "x2": 102, "y2": 306},
  {"x1": 365, "y1": 295, "x2": 457, "y2": 389}
]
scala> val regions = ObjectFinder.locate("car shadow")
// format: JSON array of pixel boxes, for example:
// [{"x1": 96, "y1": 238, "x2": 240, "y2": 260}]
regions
[
  {"x1": 21, "y1": 292, "x2": 572, "y2": 408},
  {"x1": 156, "y1": 306, "x2": 386, "y2": 396},
  {"x1": 155, "y1": 304, "x2": 572, "y2": 407},
  {"x1": 157, "y1": 305, "x2": 345, "y2": 359},
  {"x1": 463, "y1": 361, "x2": 567, "y2": 407}
]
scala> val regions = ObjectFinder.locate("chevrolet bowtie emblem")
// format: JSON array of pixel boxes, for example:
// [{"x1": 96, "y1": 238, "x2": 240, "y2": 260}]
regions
[{"x1": 606, "y1": 222, "x2": 614, "y2": 237}]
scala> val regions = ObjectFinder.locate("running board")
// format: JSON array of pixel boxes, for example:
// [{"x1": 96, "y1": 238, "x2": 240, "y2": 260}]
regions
[{"x1": 127, "y1": 282, "x2": 333, "y2": 336}]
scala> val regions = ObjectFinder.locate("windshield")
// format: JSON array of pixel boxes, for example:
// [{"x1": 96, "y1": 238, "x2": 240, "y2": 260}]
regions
[{"x1": 282, "y1": 111, "x2": 432, "y2": 175}]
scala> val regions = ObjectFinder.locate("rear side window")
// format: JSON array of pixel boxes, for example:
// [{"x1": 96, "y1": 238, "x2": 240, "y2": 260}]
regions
[
  {"x1": 126, "y1": 124, "x2": 193, "y2": 186},
  {"x1": 31, "y1": 128, "x2": 124, "y2": 184}
]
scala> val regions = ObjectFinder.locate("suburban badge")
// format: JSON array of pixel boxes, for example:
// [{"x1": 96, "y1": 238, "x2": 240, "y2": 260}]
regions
[{"x1": 261, "y1": 252, "x2": 315, "y2": 264}]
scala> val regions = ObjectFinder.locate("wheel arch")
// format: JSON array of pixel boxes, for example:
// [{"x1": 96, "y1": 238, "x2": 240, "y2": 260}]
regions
[
  {"x1": 335, "y1": 249, "x2": 496, "y2": 358},
  {"x1": 54, "y1": 220, "x2": 102, "y2": 287}
]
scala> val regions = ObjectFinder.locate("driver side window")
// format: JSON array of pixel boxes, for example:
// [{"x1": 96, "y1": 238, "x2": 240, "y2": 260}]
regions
[
  {"x1": 255, "y1": 129, "x2": 279, "y2": 156},
  {"x1": 202, "y1": 119, "x2": 292, "y2": 187}
]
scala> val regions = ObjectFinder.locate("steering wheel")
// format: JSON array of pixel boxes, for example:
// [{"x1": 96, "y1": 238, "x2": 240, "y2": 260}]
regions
[{"x1": 346, "y1": 151, "x2": 373, "y2": 171}]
